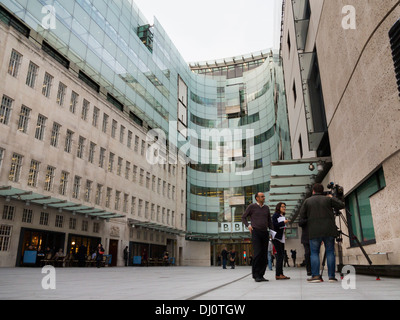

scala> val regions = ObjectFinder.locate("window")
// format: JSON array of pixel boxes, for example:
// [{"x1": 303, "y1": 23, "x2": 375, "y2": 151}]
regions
[
  {"x1": 93, "y1": 222, "x2": 100, "y2": 233},
  {"x1": 115, "y1": 191, "x2": 121, "y2": 210},
  {"x1": 72, "y1": 176, "x2": 81, "y2": 199},
  {"x1": 95, "y1": 184, "x2": 103, "y2": 205},
  {"x1": 127, "y1": 131, "x2": 132, "y2": 148},
  {"x1": 55, "y1": 215, "x2": 64, "y2": 228},
  {"x1": 59, "y1": 171, "x2": 69, "y2": 196},
  {"x1": 92, "y1": 107, "x2": 99, "y2": 127},
  {"x1": 108, "y1": 152, "x2": 114, "y2": 172},
  {"x1": 39, "y1": 212, "x2": 49, "y2": 225},
  {"x1": 111, "y1": 120, "x2": 117, "y2": 138},
  {"x1": 346, "y1": 167, "x2": 386, "y2": 246},
  {"x1": 85, "y1": 180, "x2": 92, "y2": 202},
  {"x1": 120, "y1": 125, "x2": 125, "y2": 144},
  {"x1": 77, "y1": 136, "x2": 86, "y2": 159},
  {"x1": 69, "y1": 91, "x2": 79, "y2": 114},
  {"x1": 17, "y1": 105, "x2": 31, "y2": 133},
  {"x1": 117, "y1": 157, "x2": 123, "y2": 176},
  {"x1": 44, "y1": 166, "x2": 55, "y2": 191},
  {"x1": 50, "y1": 122, "x2": 61, "y2": 147},
  {"x1": 105, "y1": 188, "x2": 112, "y2": 208},
  {"x1": 0, "y1": 148, "x2": 4, "y2": 170},
  {"x1": 56, "y1": 82, "x2": 67, "y2": 106},
  {"x1": 88, "y1": 142, "x2": 96, "y2": 164},
  {"x1": 0, "y1": 225, "x2": 12, "y2": 251},
  {"x1": 81, "y1": 99, "x2": 90, "y2": 120},
  {"x1": 8, "y1": 49, "x2": 22, "y2": 77},
  {"x1": 102, "y1": 113, "x2": 109, "y2": 133},
  {"x1": 69, "y1": 218, "x2": 76, "y2": 230},
  {"x1": 2, "y1": 205, "x2": 15, "y2": 220},
  {"x1": 65, "y1": 130, "x2": 74, "y2": 153},
  {"x1": 9, "y1": 153, "x2": 23, "y2": 182},
  {"x1": 125, "y1": 161, "x2": 131, "y2": 180},
  {"x1": 35, "y1": 114, "x2": 47, "y2": 141},
  {"x1": 82, "y1": 220, "x2": 88, "y2": 232},
  {"x1": 99, "y1": 147, "x2": 106, "y2": 168},
  {"x1": 27, "y1": 160, "x2": 40, "y2": 187},
  {"x1": 22, "y1": 209, "x2": 33, "y2": 223},
  {"x1": 26, "y1": 62, "x2": 38, "y2": 88},
  {"x1": 42, "y1": 72, "x2": 53, "y2": 98},
  {"x1": 0, "y1": 95, "x2": 13, "y2": 125}
]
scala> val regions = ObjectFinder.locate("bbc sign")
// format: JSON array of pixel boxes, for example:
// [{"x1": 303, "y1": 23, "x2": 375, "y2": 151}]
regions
[{"x1": 221, "y1": 222, "x2": 249, "y2": 233}]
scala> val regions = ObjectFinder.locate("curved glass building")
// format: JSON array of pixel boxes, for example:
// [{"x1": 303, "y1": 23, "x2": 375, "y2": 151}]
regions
[{"x1": 186, "y1": 51, "x2": 291, "y2": 261}]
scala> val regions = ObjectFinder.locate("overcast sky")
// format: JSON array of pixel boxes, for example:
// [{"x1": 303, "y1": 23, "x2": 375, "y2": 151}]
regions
[{"x1": 132, "y1": 0, "x2": 283, "y2": 63}]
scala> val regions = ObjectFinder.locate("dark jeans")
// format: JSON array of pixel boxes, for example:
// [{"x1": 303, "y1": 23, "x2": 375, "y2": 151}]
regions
[
  {"x1": 272, "y1": 239, "x2": 284, "y2": 277},
  {"x1": 251, "y1": 229, "x2": 269, "y2": 279},
  {"x1": 303, "y1": 243, "x2": 311, "y2": 275}
]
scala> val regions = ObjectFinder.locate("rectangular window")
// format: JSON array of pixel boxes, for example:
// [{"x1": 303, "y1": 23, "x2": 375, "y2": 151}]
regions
[
  {"x1": 39, "y1": 212, "x2": 49, "y2": 226},
  {"x1": 65, "y1": 130, "x2": 74, "y2": 153},
  {"x1": 82, "y1": 220, "x2": 88, "y2": 232},
  {"x1": 117, "y1": 157, "x2": 123, "y2": 176},
  {"x1": 42, "y1": 72, "x2": 53, "y2": 98},
  {"x1": 9, "y1": 153, "x2": 23, "y2": 182},
  {"x1": 95, "y1": 184, "x2": 103, "y2": 205},
  {"x1": 55, "y1": 215, "x2": 63, "y2": 228},
  {"x1": 22, "y1": 209, "x2": 33, "y2": 223},
  {"x1": 81, "y1": 99, "x2": 90, "y2": 121},
  {"x1": 72, "y1": 176, "x2": 81, "y2": 199},
  {"x1": 102, "y1": 113, "x2": 109, "y2": 133},
  {"x1": 50, "y1": 122, "x2": 61, "y2": 147},
  {"x1": 99, "y1": 147, "x2": 106, "y2": 168},
  {"x1": 127, "y1": 130, "x2": 132, "y2": 148},
  {"x1": 120, "y1": 125, "x2": 125, "y2": 143},
  {"x1": 59, "y1": 171, "x2": 69, "y2": 196},
  {"x1": 111, "y1": 120, "x2": 117, "y2": 138},
  {"x1": 2, "y1": 205, "x2": 15, "y2": 220},
  {"x1": 108, "y1": 153, "x2": 114, "y2": 172},
  {"x1": 105, "y1": 188, "x2": 112, "y2": 208},
  {"x1": 88, "y1": 142, "x2": 96, "y2": 164},
  {"x1": 115, "y1": 190, "x2": 121, "y2": 210},
  {"x1": 35, "y1": 114, "x2": 47, "y2": 141},
  {"x1": 0, "y1": 95, "x2": 13, "y2": 125},
  {"x1": 27, "y1": 160, "x2": 40, "y2": 187},
  {"x1": 56, "y1": 82, "x2": 67, "y2": 106},
  {"x1": 8, "y1": 49, "x2": 22, "y2": 77},
  {"x1": 69, "y1": 217, "x2": 76, "y2": 230},
  {"x1": 44, "y1": 166, "x2": 55, "y2": 192},
  {"x1": 0, "y1": 225, "x2": 12, "y2": 252},
  {"x1": 26, "y1": 61, "x2": 38, "y2": 88},
  {"x1": 69, "y1": 91, "x2": 79, "y2": 114},
  {"x1": 17, "y1": 105, "x2": 31, "y2": 133},
  {"x1": 92, "y1": 107, "x2": 99, "y2": 127},
  {"x1": 85, "y1": 180, "x2": 92, "y2": 202},
  {"x1": 77, "y1": 136, "x2": 86, "y2": 159},
  {"x1": 346, "y1": 167, "x2": 386, "y2": 246}
]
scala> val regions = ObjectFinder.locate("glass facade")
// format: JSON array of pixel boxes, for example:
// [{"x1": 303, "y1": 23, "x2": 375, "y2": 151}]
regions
[{"x1": 0, "y1": 0, "x2": 291, "y2": 240}]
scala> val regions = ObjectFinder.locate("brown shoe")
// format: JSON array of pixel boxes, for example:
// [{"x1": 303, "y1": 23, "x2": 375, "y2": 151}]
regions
[{"x1": 275, "y1": 275, "x2": 290, "y2": 280}]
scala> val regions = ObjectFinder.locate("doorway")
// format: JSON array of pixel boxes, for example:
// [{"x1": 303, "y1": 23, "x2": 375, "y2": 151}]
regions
[{"x1": 109, "y1": 239, "x2": 118, "y2": 267}]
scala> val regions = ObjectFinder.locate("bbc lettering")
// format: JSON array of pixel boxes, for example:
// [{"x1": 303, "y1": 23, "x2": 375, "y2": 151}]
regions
[{"x1": 221, "y1": 223, "x2": 248, "y2": 233}]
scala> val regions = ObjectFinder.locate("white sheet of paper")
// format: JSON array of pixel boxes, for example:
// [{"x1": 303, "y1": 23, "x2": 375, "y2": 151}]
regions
[{"x1": 269, "y1": 229, "x2": 277, "y2": 239}]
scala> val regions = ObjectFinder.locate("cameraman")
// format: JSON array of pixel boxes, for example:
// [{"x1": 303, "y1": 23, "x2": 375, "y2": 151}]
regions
[{"x1": 299, "y1": 183, "x2": 345, "y2": 283}]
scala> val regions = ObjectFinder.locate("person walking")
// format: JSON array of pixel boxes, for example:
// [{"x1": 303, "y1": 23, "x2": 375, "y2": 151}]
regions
[
  {"x1": 123, "y1": 246, "x2": 129, "y2": 266},
  {"x1": 299, "y1": 183, "x2": 345, "y2": 283},
  {"x1": 229, "y1": 249, "x2": 236, "y2": 269},
  {"x1": 272, "y1": 202, "x2": 291, "y2": 280},
  {"x1": 291, "y1": 249, "x2": 297, "y2": 267},
  {"x1": 221, "y1": 247, "x2": 229, "y2": 269},
  {"x1": 242, "y1": 192, "x2": 273, "y2": 282},
  {"x1": 96, "y1": 243, "x2": 105, "y2": 268}
]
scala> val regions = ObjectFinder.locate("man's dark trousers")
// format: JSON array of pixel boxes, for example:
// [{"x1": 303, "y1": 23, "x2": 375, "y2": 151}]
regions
[{"x1": 252, "y1": 229, "x2": 268, "y2": 279}]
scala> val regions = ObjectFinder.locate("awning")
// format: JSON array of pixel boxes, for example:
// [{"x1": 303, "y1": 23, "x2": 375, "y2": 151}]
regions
[
  {"x1": 128, "y1": 218, "x2": 186, "y2": 236},
  {"x1": 268, "y1": 157, "x2": 331, "y2": 222},
  {"x1": 0, "y1": 186, "x2": 125, "y2": 220}
]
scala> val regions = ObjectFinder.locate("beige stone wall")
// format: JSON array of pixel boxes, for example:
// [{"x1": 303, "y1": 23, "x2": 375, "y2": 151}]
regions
[
  {"x1": 0, "y1": 24, "x2": 188, "y2": 267},
  {"x1": 316, "y1": 1, "x2": 400, "y2": 265}
]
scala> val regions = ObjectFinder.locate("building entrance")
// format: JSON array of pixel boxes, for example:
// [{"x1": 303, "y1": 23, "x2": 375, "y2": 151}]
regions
[{"x1": 211, "y1": 239, "x2": 253, "y2": 266}]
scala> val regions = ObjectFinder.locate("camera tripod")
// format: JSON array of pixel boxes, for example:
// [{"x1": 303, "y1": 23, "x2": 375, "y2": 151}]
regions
[{"x1": 320, "y1": 208, "x2": 380, "y2": 281}]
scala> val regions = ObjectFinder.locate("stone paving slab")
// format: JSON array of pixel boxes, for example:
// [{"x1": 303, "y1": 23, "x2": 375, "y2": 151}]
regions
[{"x1": 0, "y1": 266, "x2": 399, "y2": 300}]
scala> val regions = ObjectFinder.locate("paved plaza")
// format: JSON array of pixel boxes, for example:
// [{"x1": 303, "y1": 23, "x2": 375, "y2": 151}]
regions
[{"x1": 0, "y1": 266, "x2": 399, "y2": 300}]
